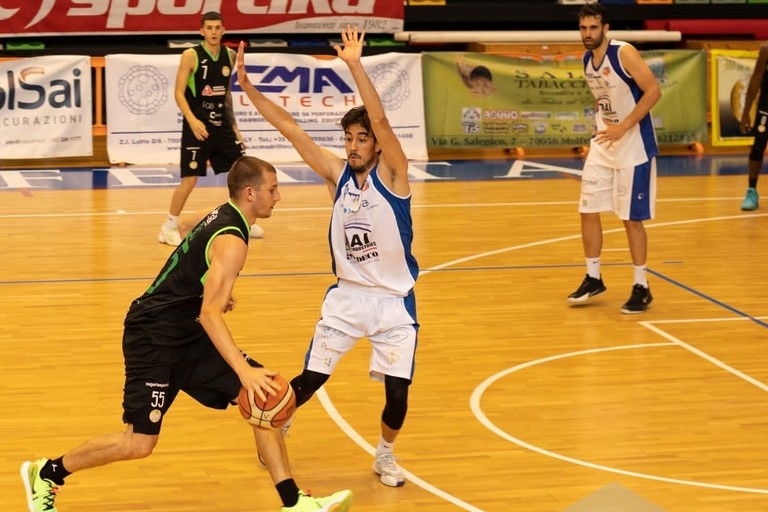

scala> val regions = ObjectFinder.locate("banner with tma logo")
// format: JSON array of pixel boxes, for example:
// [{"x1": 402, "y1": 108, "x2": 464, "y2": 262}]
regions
[
  {"x1": 105, "y1": 52, "x2": 427, "y2": 164},
  {"x1": 0, "y1": 55, "x2": 93, "y2": 158}
]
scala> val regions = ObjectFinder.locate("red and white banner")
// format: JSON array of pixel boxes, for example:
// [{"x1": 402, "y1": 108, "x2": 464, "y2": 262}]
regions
[
  {"x1": 0, "y1": 55, "x2": 93, "y2": 159},
  {"x1": 105, "y1": 51, "x2": 427, "y2": 164},
  {"x1": 0, "y1": 1, "x2": 403, "y2": 36}
]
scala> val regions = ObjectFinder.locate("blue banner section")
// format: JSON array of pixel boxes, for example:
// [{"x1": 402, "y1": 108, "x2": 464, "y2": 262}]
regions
[{"x1": 0, "y1": 155, "x2": 747, "y2": 191}]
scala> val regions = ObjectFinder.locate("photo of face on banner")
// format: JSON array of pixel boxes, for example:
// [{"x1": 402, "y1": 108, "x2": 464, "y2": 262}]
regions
[{"x1": 456, "y1": 58, "x2": 496, "y2": 98}]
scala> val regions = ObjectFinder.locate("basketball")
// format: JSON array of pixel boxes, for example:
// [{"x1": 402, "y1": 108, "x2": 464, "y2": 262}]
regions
[{"x1": 237, "y1": 374, "x2": 296, "y2": 430}]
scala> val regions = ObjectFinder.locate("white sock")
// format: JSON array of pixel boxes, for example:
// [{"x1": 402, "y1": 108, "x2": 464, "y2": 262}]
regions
[
  {"x1": 166, "y1": 214, "x2": 179, "y2": 229},
  {"x1": 586, "y1": 257, "x2": 601, "y2": 279},
  {"x1": 376, "y1": 437, "x2": 394, "y2": 455},
  {"x1": 633, "y1": 265, "x2": 648, "y2": 287}
]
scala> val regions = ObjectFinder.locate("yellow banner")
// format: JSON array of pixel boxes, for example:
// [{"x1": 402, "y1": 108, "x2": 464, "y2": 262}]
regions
[
  {"x1": 422, "y1": 50, "x2": 707, "y2": 150},
  {"x1": 710, "y1": 49, "x2": 759, "y2": 147}
]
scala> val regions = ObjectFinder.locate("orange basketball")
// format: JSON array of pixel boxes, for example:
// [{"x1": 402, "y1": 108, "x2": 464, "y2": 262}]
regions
[{"x1": 237, "y1": 374, "x2": 296, "y2": 430}]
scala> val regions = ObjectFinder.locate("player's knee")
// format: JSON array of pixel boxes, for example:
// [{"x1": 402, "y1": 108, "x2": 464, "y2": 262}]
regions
[
  {"x1": 749, "y1": 148, "x2": 766, "y2": 162},
  {"x1": 382, "y1": 375, "x2": 410, "y2": 430},
  {"x1": 290, "y1": 370, "x2": 329, "y2": 408},
  {"x1": 123, "y1": 432, "x2": 158, "y2": 460}
]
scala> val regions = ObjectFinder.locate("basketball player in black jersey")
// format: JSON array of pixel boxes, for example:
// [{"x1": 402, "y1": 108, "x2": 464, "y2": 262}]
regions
[
  {"x1": 159, "y1": 11, "x2": 264, "y2": 247},
  {"x1": 739, "y1": 41, "x2": 768, "y2": 211},
  {"x1": 21, "y1": 156, "x2": 352, "y2": 512}
]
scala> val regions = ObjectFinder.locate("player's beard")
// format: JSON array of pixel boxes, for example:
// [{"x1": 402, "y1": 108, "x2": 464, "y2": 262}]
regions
[
  {"x1": 347, "y1": 152, "x2": 377, "y2": 174},
  {"x1": 582, "y1": 30, "x2": 605, "y2": 51}
]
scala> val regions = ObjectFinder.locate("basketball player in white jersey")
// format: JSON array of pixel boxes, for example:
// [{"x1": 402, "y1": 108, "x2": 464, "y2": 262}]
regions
[
  {"x1": 236, "y1": 26, "x2": 418, "y2": 487},
  {"x1": 567, "y1": 3, "x2": 661, "y2": 314}
]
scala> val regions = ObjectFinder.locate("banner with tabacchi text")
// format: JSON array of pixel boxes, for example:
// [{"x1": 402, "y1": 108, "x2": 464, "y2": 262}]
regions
[
  {"x1": 710, "y1": 49, "x2": 759, "y2": 147},
  {"x1": 105, "y1": 51, "x2": 427, "y2": 164},
  {"x1": 422, "y1": 50, "x2": 707, "y2": 150},
  {"x1": 0, "y1": 55, "x2": 93, "y2": 159},
  {"x1": 0, "y1": 1, "x2": 403, "y2": 36}
]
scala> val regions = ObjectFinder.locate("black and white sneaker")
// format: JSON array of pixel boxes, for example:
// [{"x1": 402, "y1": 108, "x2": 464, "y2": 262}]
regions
[
  {"x1": 567, "y1": 275, "x2": 607, "y2": 303},
  {"x1": 620, "y1": 284, "x2": 653, "y2": 314}
]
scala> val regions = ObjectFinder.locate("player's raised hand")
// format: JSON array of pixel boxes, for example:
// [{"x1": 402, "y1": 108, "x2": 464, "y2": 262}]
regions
[
  {"x1": 333, "y1": 24, "x2": 365, "y2": 64},
  {"x1": 236, "y1": 41, "x2": 253, "y2": 90}
]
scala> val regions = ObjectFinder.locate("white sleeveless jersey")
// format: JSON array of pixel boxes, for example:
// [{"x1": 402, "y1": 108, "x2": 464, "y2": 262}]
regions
[
  {"x1": 329, "y1": 163, "x2": 419, "y2": 297},
  {"x1": 583, "y1": 40, "x2": 659, "y2": 167}
]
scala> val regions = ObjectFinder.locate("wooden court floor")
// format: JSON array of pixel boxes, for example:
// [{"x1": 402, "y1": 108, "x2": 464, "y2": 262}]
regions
[{"x1": 1, "y1": 170, "x2": 767, "y2": 511}]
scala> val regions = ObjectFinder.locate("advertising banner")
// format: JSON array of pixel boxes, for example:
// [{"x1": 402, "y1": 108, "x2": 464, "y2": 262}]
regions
[
  {"x1": 0, "y1": 55, "x2": 93, "y2": 159},
  {"x1": 422, "y1": 50, "x2": 707, "y2": 150},
  {"x1": 0, "y1": 1, "x2": 403, "y2": 36},
  {"x1": 105, "y1": 51, "x2": 427, "y2": 164},
  {"x1": 710, "y1": 49, "x2": 759, "y2": 147}
]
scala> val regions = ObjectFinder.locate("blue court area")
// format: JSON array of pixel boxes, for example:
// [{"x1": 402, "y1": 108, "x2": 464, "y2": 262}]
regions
[{"x1": 0, "y1": 154, "x2": 750, "y2": 191}]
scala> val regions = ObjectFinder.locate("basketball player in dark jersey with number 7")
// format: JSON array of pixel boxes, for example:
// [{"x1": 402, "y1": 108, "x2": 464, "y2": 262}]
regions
[{"x1": 158, "y1": 11, "x2": 264, "y2": 247}]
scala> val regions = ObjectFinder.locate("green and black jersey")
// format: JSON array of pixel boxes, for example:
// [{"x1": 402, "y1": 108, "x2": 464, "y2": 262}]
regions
[
  {"x1": 185, "y1": 43, "x2": 234, "y2": 129},
  {"x1": 124, "y1": 201, "x2": 249, "y2": 345}
]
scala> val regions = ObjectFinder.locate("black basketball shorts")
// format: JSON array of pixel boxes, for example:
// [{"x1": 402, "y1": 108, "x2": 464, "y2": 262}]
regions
[{"x1": 121, "y1": 327, "x2": 262, "y2": 435}]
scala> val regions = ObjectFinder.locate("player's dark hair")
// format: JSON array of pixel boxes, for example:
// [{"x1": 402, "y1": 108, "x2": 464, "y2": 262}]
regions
[
  {"x1": 578, "y1": 3, "x2": 609, "y2": 26},
  {"x1": 227, "y1": 156, "x2": 276, "y2": 197},
  {"x1": 341, "y1": 105, "x2": 375, "y2": 141},
  {"x1": 201, "y1": 11, "x2": 223, "y2": 27}
]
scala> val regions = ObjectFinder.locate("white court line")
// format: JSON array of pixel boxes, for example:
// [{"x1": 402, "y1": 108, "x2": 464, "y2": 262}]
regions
[
  {"x1": 316, "y1": 388, "x2": 485, "y2": 512},
  {"x1": 2, "y1": 199, "x2": 767, "y2": 220},
  {"x1": 641, "y1": 320, "x2": 768, "y2": 394},
  {"x1": 470, "y1": 342, "x2": 768, "y2": 495},
  {"x1": 647, "y1": 316, "x2": 768, "y2": 325},
  {"x1": 316, "y1": 212, "x2": 768, "y2": 509}
]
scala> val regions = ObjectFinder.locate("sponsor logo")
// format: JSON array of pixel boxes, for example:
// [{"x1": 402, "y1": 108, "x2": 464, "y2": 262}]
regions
[
  {"x1": 0, "y1": 65, "x2": 82, "y2": 110},
  {"x1": 321, "y1": 326, "x2": 345, "y2": 338},
  {"x1": 319, "y1": 341, "x2": 342, "y2": 355},
  {"x1": 368, "y1": 62, "x2": 409, "y2": 109},
  {"x1": 483, "y1": 109, "x2": 517, "y2": 121},
  {"x1": 145, "y1": 381, "x2": 169, "y2": 388},
  {"x1": 117, "y1": 65, "x2": 168, "y2": 115},
  {"x1": 385, "y1": 328, "x2": 409, "y2": 344},
  {"x1": 149, "y1": 409, "x2": 162, "y2": 423},
  {"x1": 9, "y1": 1, "x2": 389, "y2": 31},
  {"x1": 237, "y1": 65, "x2": 353, "y2": 95}
]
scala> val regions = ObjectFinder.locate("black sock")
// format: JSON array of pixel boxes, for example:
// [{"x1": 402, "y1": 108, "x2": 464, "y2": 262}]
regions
[
  {"x1": 749, "y1": 178, "x2": 758, "y2": 189},
  {"x1": 40, "y1": 457, "x2": 70, "y2": 486},
  {"x1": 276, "y1": 479, "x2": 300, "y2": 507}
]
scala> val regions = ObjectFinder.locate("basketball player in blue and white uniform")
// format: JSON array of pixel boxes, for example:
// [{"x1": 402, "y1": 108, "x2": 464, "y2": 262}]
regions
[
  {"x1": 567, "y1": 3, "x2": 662, "y2": 314},
  {"x1": 236, "y1": 26, "x2": 418, "y2": 487}
]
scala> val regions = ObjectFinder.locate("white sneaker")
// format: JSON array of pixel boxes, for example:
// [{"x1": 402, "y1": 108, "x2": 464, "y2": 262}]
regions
[
  {"x1": 373, "y1": 452, "x2": 405, "y2": 487},
  {"x1": 250, "y1": 223, "x2": 264, "y2": 239},
  {"x1": 158, "y1": 225, "x2": 181, "y2": 246}
]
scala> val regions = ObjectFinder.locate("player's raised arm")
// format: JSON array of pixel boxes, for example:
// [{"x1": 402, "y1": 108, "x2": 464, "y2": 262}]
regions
[
  {"x1": 235, "y1": 42, "x2": 343, "y2": 187},
  {"x1": 333, "y1": 25, "x2": 410, "y2": 195}
]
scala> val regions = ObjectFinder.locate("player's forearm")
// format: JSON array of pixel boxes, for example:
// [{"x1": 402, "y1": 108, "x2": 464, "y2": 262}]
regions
[
  {"x1": 241, "y1": 83, "x2": 300, "y2": 134},
  {"x1": 621, "y1": 85, "x2": 661, "y2": 132},
  {"x1": 200, "y1": 312, "x2": 250, "y2": 375},
  {"x1": 175, "y1": 92, "x2": 199, "y2": 124},
  {"x1": 225, "y1": 93, "x2": 239, "y2": 130}
]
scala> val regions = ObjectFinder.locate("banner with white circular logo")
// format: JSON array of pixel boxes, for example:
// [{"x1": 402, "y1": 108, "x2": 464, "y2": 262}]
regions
[{"x1": 105, "y1": 51, "x2": 427, "y2": 164}]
